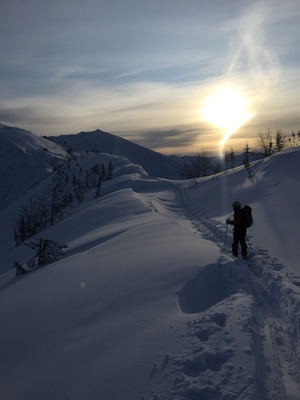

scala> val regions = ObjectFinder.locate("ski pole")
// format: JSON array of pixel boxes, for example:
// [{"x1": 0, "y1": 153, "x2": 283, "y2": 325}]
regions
[{"x1": 224, "y1": 223, "x2": 228, "y2": 245}]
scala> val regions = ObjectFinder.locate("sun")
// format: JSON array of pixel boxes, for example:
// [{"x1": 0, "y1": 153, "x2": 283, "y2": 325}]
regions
[{"x1": 202, "y1": 87, "x2": 254, "y2": 147}]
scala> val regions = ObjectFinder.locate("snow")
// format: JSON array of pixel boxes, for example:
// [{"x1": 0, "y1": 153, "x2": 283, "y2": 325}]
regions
[
  {"x1": 0, "y1": 127, "x2": 300, "y2": 400},
  {"x1": 48, "y1": 129, "x2": 185, "y2": 180},
  {"x1": 0, "y1": 124, "x2": 67, "y2": 210}
]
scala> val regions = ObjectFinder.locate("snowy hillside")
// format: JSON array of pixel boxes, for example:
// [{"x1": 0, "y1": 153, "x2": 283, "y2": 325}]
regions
[
  {"x1": 0, "y1": 124, "x2": 68, "y2": 210},
  {"x1": 48, "y1": 129, "x2": 185, "y2": 180},
  {"x1": 0, "y1": 133, "x2": 300, "y2": 399}
]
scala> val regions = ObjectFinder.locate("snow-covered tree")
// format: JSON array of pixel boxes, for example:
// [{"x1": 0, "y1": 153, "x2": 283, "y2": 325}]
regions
[
  {"x1": 12, "y1": 261, "x2": 26, "y2": 276},
  {"x1": 25, "y1": 238, "x2": 68, "y2": 267}
]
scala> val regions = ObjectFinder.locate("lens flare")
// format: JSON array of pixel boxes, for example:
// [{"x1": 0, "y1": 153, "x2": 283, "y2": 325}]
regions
[{"x1": 202, "y1": 87, "x2": 254, "y2": 148}]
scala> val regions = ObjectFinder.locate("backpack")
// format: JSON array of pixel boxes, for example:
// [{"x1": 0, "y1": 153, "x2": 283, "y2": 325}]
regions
[{"x1": 241, "y1": 205, "x2": 253, "y2": 228}]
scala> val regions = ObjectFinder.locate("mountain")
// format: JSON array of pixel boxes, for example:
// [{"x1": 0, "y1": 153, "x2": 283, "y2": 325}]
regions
[
  {"x1": 0, "y1": 124, "x2": 68, "y2": 210},
  {"x1": 0, "y1": 125, "x2": 186, "y2": 210},
  {"x1": 48, "y1": 129, "x2": 185, "y2": 179},
  {"x1": 48, "y1": 129, "x2": 263, "y2": 178},
  {"x1": 0, "y1": 123, "x2": 300, "y2": 399}
]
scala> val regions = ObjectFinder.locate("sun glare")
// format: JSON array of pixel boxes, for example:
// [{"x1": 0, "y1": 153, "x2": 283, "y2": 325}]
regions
[{"x1": 202, "y1": 87, "x2": 254, "y2": 148}]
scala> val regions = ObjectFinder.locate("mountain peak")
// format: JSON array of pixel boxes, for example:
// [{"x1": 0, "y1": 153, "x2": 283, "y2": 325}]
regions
[{"x1": 48, "y1": 129, "x2": 184, "y2": 179}]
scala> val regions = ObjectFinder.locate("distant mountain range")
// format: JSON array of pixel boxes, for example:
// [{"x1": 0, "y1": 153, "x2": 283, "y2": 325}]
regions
[
  {"x1": 0, "y1": 124, "x2": 262, "y2": 210},
  {"x1": 0, "y1": 125, "x2": 186, "y2": 208}
]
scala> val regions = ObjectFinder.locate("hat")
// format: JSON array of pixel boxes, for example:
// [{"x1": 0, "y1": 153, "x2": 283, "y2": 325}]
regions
[{"x1": 232, "y1": 201, "x2": 242, "y2": 208}]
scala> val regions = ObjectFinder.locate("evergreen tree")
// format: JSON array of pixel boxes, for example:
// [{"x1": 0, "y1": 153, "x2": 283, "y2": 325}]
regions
[
  {"x1": 275, "y1": 130, "x2": 285, "y2": 152},
  {"x1": 95, "y1": 174, "x2": 102, "y2": 198},
  {"x1": 72, "y1": 172, "x2": 77, "y2": 187},
  {"x1": 35, "y1": 195, "x2": 51, "y2": 230},
  {"x1": 243, "y1": 142, "x2": 252, "y2": 178},
  {"x1": 26, "y1": 238, "x2": 67, "y2": 266},
  {"x1": 101, "y1": 163, "x2": 107, "y2": 181},
  {"x1": 14, "y1": 216, "x2": 26, "y2": 246},
  {"x1": 19, "y1": 198, "x2": 40, "y2": 238},
  {"x1": 85, "y1": 170, "x2": 92, "y2": 189},
  {"x1": 75, "y1": 177, "x2": 85, "y2": 202},
  {"x1": 229, "y1": 147, "x2": 235, "y2": 169},
  {"x1": 224, "y1": 152, "x2": 230, "y2": 171},
  {"x1": 48, "y1": 172, "x2": 67, "y2": 225},
  {"x1": 108, "y1": 161, "x2": 115, "y2": 180}
]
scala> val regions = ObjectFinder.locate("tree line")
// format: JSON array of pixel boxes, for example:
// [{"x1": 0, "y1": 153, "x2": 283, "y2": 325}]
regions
[
  {"x1": 183, "y1": 129, "x2": 299, "y2": 180},
  {"x1": 256, "y1": 129, "x2": 300, "y2": 156}
]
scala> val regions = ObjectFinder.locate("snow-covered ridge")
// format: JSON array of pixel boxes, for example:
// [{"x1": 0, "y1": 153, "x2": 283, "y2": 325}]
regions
[
  {"x1": 0, "y1": 124, "x2": 66, "y2": 158},
  {"x1": 0, "y1": 124, "x2": 186, "y2": 208}
]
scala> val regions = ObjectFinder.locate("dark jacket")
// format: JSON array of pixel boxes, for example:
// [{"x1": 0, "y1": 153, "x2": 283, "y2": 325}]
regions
[{"x1": 228, "y1": 209, "x2": 245, "y2": 230}]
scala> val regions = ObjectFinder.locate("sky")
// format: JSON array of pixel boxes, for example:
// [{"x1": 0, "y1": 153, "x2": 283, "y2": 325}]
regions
[{"x1": 1, "y1": 0, "x2": 299, "y2": 155}]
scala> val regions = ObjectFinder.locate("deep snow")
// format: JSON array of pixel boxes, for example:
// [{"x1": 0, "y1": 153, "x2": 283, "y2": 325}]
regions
[{"x1": 0, "y1": 127, "x2": 300, "y2": 400}]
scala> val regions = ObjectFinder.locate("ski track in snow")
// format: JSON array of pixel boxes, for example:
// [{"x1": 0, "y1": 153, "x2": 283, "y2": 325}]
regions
[{"x1": 142, "y1": 181, "x2": 300, "y2": 400}]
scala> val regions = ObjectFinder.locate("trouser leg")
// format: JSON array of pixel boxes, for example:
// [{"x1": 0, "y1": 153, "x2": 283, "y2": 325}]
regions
[
  {"x1": 240, "y1": 230, "x2": 247, "y2": 257},
  {"x1": 232, "y1": 232, "x2": 239, "y2": 256}
]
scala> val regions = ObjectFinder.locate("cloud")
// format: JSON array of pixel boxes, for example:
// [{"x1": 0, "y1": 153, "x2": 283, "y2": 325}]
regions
[
  {"x1": 126, "y1": 128, "x2": 199, "y2": 153},
  {"x1": 0, "y1": 107, "x2": 35, "y2": 125},
  {"x1": 0, "y1": 0, "x2": 299, "y2": 154}
]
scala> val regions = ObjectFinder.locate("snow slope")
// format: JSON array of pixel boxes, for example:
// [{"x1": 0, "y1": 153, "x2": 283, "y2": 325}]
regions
[
  {"x1": 0, "y1": 124, "x2": 68, "y2": 210},
  {"x1": 0, "y1": 132, "x2": 300, "y2": 399},
  {"x1": 48, "y1": 129, "x2": 185, "y2": 180}
]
